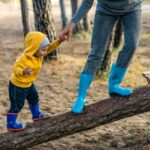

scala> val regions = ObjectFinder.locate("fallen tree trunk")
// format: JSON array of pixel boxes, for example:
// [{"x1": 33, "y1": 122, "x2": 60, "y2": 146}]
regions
[{"x1": 0, "y1": 86, "x2": 150, "y2": 150}]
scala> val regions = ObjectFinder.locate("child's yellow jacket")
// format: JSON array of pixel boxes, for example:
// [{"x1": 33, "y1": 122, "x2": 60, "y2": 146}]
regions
[{"x1": 10, "y1": 32, "x2": 61, "y2": 88}]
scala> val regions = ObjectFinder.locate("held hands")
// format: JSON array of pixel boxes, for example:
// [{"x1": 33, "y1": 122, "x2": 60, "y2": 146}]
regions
[
  {"x1": 59, "y1": 35, "x2": 68, "y2": 42},
  {"x1": 59, "y1": 21, "x2": 75, "y2": 41},
  {"x1": 23, "y1": 67, "x2": 33, "y2": 76}
]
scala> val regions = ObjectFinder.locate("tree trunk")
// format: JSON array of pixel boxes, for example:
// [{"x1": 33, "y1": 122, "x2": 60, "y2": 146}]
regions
[
  {"x1": 83, "y1": 14, "x2": 89, "y2": 31},
  {"x1": 0, "y1": 86, "x2": 150, "y2": 150},
  {"x1": 32, "y1": 0, "x2": 58, "y2": 60},
  {"x1": 100, "y1": 34, "x2": 113, "y2": 71},
  {"x1": 20, "y1": 0, "x2": 30, "y2": 37},
  {"x1": 82, "y1": 0, "x2": 89, "y2": 31},
  {"x1": 70, "y1": 0, "x2": 82, "y2": 34},
  {"x1": 59, "y1": 0, "x2": 67, "y2": 29},
  {"x1": 113, "y1": 18, "x2": 122, "y2": 49}
]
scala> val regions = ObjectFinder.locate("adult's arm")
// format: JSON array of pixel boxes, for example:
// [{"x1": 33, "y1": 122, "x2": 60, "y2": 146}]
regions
[
  {"x1": 71, "y1": 0, "x2": 94, "y2": 24},
  {"x1": 60, "y1": 0, "x2": 94, "y2": 40}
]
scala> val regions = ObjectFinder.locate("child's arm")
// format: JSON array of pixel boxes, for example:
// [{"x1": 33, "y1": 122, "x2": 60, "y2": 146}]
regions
[
  {"x1": 47, "y1": 37, "x2": 66, "y2": 54},
  {"x1": 47, "y1": 40, "x2": 61, "y2": 54}
]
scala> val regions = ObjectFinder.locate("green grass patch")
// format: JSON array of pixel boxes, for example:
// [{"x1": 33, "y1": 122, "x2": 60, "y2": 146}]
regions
[{"x1": 72, "y1": 30, "x2": 92, "y2": 40}]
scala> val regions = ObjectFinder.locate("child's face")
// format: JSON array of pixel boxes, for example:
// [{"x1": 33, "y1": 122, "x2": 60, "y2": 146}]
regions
[{"x1": 34, "y1": 45, "x2": 49, "y2": 58}]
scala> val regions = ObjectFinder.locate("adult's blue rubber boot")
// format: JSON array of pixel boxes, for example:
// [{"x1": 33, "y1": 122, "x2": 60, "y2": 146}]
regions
[
  {"x1": 108, "y1": 63, "x2": 133, "y2": 97},
  {"x1": 29, "y1": 103, "x2": 48, "y2": 121},
  {"x1": 7, "y1": 113, "x2": 26, "y2": 132},
  {"x1": 72, "y1": 73, "x2": 94, "y2": 114}
]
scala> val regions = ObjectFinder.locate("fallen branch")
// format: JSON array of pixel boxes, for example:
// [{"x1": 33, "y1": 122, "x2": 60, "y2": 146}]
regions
[
  {"x1": 0, "y1": 85, "x2": 150, "y2": 150},
  {"x1": 143, "y1": 71, "x2": 150, "y2": 84}
]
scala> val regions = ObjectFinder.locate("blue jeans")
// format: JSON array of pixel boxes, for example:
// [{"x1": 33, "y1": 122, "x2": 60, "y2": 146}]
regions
[
  {"x1": 8, "y1": 81, "x2": 39, "y2": 113},
  {"x1": 83, "y1": 10, "x2": 141, "y2": 74}
]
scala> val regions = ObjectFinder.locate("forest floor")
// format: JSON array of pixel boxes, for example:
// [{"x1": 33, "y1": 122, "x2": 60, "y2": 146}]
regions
[{"x1": 0, "y1": 1, "x2": 150, "y2": 150}]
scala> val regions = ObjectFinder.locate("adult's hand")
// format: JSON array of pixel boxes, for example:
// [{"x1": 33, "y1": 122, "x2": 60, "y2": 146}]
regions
[{"x1": 60, "y1": 21, "x2": 75, "y2": 41}]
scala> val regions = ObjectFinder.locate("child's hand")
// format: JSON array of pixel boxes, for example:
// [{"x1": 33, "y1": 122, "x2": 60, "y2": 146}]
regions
[{"x1": 23, "y1": 67, "x2": 33, "y2": 75}]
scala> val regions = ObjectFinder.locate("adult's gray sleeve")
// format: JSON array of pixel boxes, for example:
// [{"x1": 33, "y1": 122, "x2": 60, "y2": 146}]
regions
[{"x1": 71, "y1": 0, "x2": 94, "y2": 24}]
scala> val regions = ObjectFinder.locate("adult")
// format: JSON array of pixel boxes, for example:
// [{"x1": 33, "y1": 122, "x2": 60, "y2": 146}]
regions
[{"x1": 60, "y1": 0, "x2": 142, "y2": 113}]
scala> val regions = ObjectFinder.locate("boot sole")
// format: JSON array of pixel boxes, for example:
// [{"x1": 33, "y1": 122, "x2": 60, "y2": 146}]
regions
[
  {"x1": 109, "y1": 93, "x2": 130, "y2": 98},
  {"x1": 71, "y1": 110, "x2": 83, "y2": 114},
  {"x1": 7, "y1": 127, "x2": 26, "y2": 132},
  {"x1": 33, "y1": 116, "x2": 49, "y2": 122}
]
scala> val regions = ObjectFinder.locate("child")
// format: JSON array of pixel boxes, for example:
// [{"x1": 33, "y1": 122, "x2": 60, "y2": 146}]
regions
[
  {"x1": 7, "y1": 31, "x2": 65, "y2": 132},
  {"x1": 61, "y1": 0, "x2": 142, "y2": 113}
]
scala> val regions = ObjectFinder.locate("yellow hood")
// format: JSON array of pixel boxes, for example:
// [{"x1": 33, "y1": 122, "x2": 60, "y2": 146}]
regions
[{"x1": 24, "y1": 32, "x2": 47, "y2": 57}]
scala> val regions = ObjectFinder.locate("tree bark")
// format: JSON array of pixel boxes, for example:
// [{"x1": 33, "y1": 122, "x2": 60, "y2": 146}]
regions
[
  {"x1": 113, "y1": 18, "x2": 122, "y2": 49},
  {"x1": 70, "y1": 0, "x2": 82, "y2": 34},
  {"x1": 20, "y1": 0, "x2": 30, "y2": 37},
  {"x1": 59, "y1": 0, "x2": 67, "y2": 29},
  {"x1": 100, "y1": 34, "x2": 113, "y2": 71},
  {"x1": 32, "y1": 0, "x2": 58, "y2": 60},
  {"x1": 0, "y1": 85, "x2": 150, "y2": 150},
  {"x1": 83, "y1": 14, "x2": 89, "y2": 31},
  {"x1": 82, "y1": 0, "x2": 89, "y2": 32}
]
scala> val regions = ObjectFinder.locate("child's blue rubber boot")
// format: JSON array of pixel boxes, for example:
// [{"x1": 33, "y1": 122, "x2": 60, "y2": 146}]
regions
[
  {"x1": 7, "y1": 113, "x2": 26, "y2": 132},
  {"x1": 72, "y1": 73, "x2": 94, "y2": 114},
  {"x1": 29, "y1": 103, "x2": 48, "y2": 121},
  {"x1": 108, "y1": 63, "x2": 133, "y2": 97}
]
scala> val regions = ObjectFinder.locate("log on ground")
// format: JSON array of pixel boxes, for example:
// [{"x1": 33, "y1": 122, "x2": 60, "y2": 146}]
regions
[{"x1": 0, "y1": 85, "x2": 150, "y2": 150}]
